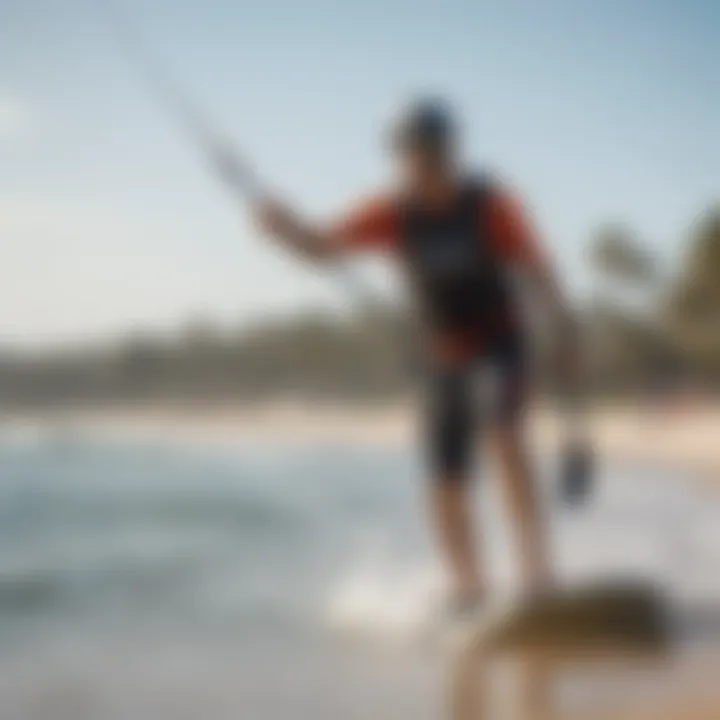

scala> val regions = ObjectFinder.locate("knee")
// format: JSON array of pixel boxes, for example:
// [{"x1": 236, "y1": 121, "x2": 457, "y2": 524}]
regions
[{"x1": 433, "y1": 470, "x2": 471, "y2": 488}]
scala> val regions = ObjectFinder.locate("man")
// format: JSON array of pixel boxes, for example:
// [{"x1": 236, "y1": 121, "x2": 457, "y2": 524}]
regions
[{"x1": 253, "y1": 98, "x2": 576, "y2": 616}]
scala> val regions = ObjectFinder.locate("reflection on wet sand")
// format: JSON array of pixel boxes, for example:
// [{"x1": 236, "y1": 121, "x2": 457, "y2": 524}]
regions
[
  {"x1": 444, "y1": 577, "x2": 720, "y2": 720},
  {"x1": 448, "y1": 642, "x2": 720, "y2": 720}
]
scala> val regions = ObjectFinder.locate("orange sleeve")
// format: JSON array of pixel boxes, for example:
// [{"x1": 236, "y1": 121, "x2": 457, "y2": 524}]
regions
[
  {"x1": 330, "y1": 194, "x2": 399, "y2": 252},
  {"x1": 487, "y1": 189, "x2": 546, "y2": 269}
]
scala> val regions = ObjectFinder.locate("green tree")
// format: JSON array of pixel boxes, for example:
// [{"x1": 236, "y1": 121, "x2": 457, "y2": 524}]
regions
[
  {"x1": 590, "y1": 224, "x2": 655, "y2": 288},
  {"x1": 663, "y1": 207, "x2": 720, "y2": 384},
  {"x1": 586, "y1": 225, "x2": 667, "y2": 393}
]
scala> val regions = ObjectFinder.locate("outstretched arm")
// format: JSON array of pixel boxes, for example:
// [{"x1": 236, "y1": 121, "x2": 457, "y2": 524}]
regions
[
  {"x1": 254, "y1": 194, "x2": 398, "y2": 262},
  {"x1": 253, "y1": 198, "x2": 337, "y2": 260}
]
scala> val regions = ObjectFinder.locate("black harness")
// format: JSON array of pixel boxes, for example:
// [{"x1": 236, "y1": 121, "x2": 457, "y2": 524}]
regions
[{"x1": 400, "y1": 178, "x2": 516, "y2": 339}]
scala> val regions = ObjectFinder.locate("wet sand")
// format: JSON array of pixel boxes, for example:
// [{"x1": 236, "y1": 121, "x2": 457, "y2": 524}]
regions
[
  {"x1": 449, "y1": 643, "x2": 720, "y2": 720},
  {"x1": 2, "y1": 633, "x2": 718, "y2": 719}
]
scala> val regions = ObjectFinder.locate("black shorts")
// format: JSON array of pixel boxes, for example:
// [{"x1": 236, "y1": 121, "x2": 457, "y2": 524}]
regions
[{"x1": 424, "y1": 336, "x2": 528, "y2": 481}]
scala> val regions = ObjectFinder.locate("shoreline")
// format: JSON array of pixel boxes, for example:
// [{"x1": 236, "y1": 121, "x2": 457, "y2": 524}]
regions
[{"x1": 1, "y1": 400, "x2": 718, "y2": 482}]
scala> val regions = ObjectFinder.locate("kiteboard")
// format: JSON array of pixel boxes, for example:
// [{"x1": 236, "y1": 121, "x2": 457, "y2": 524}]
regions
[{"x1": 455, "y1": 579, "x2": 670, "y2": 656}]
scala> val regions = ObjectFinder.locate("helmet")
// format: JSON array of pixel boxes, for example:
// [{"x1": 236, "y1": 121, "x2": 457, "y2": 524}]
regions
[{"x1": 391, "y1": 97, "x2": 457, "y2": 153}]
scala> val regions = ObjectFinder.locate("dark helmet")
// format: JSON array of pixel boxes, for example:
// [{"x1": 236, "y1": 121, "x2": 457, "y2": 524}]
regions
[{"x1": 390, "y1": 97, "x2": 457, "y2": 154}]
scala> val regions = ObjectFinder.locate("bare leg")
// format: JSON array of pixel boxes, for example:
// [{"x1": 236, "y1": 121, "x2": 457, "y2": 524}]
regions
[
  {"x1": 491, "y1": 424, "x2": 552, "y2": 593},
  {"x1": 429, "y1": 479, "x2": 485, "y2": 599}
]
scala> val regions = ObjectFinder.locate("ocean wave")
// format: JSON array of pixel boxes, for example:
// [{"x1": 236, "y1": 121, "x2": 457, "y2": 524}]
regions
[
  {"x1": 0, "y1": 486, "x2": 314, "y2": 541},
  {"x1": 0, "y1": 570, "x2": 66, "y2": 614},
  {"x1": 0, "y1": 542, "x2": 232, "y2": 624}
]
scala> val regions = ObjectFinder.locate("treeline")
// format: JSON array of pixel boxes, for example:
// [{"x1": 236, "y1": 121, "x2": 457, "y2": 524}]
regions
[
  {"x1": 584, "y1": 205, "x2": 720, "y2": 394},
  {"x1": 0, "y1": 205, "x2": 718, "y2": 408},
  {"x1": 0, "y1": 309, "x2": 412, "y2": 407}
]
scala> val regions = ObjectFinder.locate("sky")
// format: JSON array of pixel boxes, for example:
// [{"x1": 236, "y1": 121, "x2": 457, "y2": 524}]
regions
[{"x1": 1, "y1": 0, "x2": 718, "y2": 347}]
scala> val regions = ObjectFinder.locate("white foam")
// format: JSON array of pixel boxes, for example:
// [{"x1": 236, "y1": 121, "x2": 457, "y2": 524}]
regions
[{"x1": 325, "y1": 557, "x2": 443, "y2": 643}]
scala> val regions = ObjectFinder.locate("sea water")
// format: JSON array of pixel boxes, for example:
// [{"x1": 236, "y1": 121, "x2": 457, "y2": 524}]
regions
[{"x1": 0, "y1": 425, "x2": 718, "y2": 719}]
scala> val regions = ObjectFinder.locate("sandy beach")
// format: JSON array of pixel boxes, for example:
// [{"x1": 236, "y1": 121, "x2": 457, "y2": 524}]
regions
[{"x1": 7, "y1": 399, "x2": 718, "y2": 480}]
